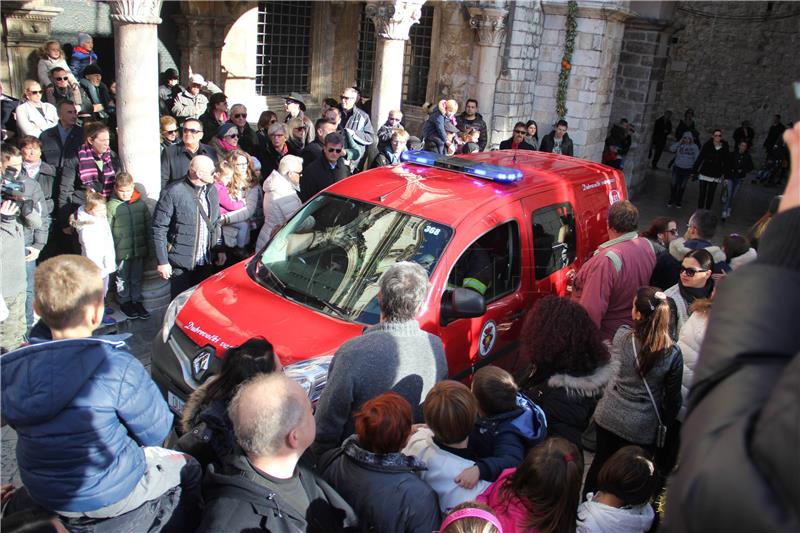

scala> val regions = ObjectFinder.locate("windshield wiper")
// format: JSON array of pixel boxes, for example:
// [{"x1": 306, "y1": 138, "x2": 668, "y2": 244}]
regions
[
  {"x1": 258, "y1": 261, "x2": 287, "y2": 296},
  {"x1": 303, "y1": 293, "x2": 349, "y2": 320}
]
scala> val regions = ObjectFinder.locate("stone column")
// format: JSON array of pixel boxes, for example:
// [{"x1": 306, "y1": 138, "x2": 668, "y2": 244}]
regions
[
  {"x1": 110, "y1": 0, "x2": 163, "y2": 200},
  {"x1": 109, "y1": 0, "x2": 171, "y2": 311},
  {"x1": 1, "y1": 2, "x2": 63, "y2": 97},
  {"x1": 365, "y1": 0, "x2": 425, "y2": 127},
  {"x1": 468, "y1": 6, "x2": 508, "y2": 146},
  {"x1": 609, "y1": 16, "x2": 677, "y2": 196},
  {"x1": 173, "y1": 15, "x2": 227, "y2": 90}
]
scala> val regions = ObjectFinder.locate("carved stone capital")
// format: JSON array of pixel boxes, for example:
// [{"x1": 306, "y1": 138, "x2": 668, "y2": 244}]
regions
[
  {"x1": 468, "y1": 6, "x2": 508, "y2": 47},
  {"x1": 108, "y1": 0, "x2": 163, "y2": 25},
  {"x1": 3, "y1": 4, "x2": 63, "y2": 44},
  {"x1": 365, "y1": 0, "x2": 426, "y2": 41}
]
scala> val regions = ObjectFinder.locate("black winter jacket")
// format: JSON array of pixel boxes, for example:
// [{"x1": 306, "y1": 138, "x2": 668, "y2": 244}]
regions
[
  {"x1": 523, "y1": 362, "x2": 615, "y2": 450},
  {"x1": 40, "y1": 125, "x2": 84, "y2": 177},
  {"x1": 160, "y1": 143, "x2": 218, "y2": 191},
  {"x1": 320, "y1": 436, "x2": 441, "y2": 533},
  {"x1": 456, "y1": 112, "x2": 488, "y2": 151},
  {"x1": 663, "y1": 207, "x2": 800, "y2": 532},
  {"x1": 198, "y1": 453, "x2": 358, "y2": 533},
  {"x1": 299, "y1": 158, "x2": 350, "y2": 203},
  {"x1": 539, "y1": 131, "x2": 575, "y2": 156},
  {"x1": 693, "y1": 140, "x2": 730, "y2": 179},
  {"x1": 152, "y1": 177, "x2": 222, "y2": 269},
  {"x1": 499, "y1": 138, "x2": 537, "y2": 151}
]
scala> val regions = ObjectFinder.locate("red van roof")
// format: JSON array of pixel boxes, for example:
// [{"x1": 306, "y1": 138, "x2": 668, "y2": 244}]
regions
[{"x1": 328, "y1": 151, "x2": 622, "y2": 227}]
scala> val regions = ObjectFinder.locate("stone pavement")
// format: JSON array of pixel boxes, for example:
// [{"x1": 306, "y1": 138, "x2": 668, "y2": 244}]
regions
[{"x1": 1, "y1": 166, "x2": 780, "y2": 488}]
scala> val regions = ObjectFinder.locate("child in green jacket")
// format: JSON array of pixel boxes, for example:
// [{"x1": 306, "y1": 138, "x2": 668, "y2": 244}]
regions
[{"x1": 107, "y1": 171, "x2": 152, "y2": 319}]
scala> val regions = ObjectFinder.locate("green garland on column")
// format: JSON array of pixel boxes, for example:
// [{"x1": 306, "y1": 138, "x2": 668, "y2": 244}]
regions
[{"x1": 556, "y1": 0, "x2": 578, "y2": 119}]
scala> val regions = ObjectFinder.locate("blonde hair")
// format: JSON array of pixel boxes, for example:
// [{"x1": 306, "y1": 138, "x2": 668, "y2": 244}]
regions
[
  {"x1": 39, "y1": 40, "x2": 62, "y2": 60},
  {"x1": 222, "y1": 150, "x2": 253, "y2": 198},
  {"x1": 114, "y1": 171, "x2": 134, "y2": 189},
  {"x1": 84, "y1": 190, "x2": 107, "y2": 214},
  {"x1": 34, "y1": 255, "x2": 104, "y2": 330},
  {"x1": 23, "y1": 79, "x2": 41, "y2": 97},
  {"x1": 391, "y1": 128, "x2": 410, "y2": 142}
]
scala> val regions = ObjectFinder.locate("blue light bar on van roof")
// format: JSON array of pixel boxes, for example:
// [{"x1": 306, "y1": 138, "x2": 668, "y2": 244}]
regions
[{"x1": 401, "y1": 150, "x2": 523, "y2": 183}]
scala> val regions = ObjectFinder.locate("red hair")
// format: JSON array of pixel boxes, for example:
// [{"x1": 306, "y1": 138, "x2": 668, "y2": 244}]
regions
[{"x1": 354, "y1": 392, "x2": 413, "y2": 454}]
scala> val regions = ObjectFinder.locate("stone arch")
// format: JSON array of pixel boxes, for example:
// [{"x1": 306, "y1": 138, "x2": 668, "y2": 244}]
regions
[{"x1": 220, "y1": 6, "x2": 262, "y2": 113}]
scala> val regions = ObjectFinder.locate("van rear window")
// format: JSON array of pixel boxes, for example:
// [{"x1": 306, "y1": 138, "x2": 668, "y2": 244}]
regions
[{"x1": 250, "y1": 194, "x2": 452, "y2": 325}]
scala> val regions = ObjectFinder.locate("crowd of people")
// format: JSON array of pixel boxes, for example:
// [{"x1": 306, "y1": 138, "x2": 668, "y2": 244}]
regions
[
  {"x1": 647, "y1": 109, "x2": 791, "y2": 220},
  {"x1": 1, "y1": 31, "x2": 799, "y2": 533}
]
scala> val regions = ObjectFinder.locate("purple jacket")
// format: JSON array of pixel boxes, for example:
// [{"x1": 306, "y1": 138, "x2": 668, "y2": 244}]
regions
[{"x1": 574, "y1": 232, "x2": 656, "y2": 340}]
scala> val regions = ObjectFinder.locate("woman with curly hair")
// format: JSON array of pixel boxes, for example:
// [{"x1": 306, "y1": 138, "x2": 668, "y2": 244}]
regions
[
  {"x1": 215, "y1": 150, "x2": 257, "y2": 256},
  {"x1": 520, "y1": 295, "x2": 613, "y2": 450}
]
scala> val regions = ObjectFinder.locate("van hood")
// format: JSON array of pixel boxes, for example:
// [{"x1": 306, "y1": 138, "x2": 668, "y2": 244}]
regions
[{"x1": 175, "y1": 261, "x2": 364, "y2": 363}]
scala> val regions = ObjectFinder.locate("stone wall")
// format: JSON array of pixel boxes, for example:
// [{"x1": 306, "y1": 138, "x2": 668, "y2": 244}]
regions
[
  {"x1": 659, "y1": 1, "x2": 800, "y2": 157},
  {"x1": 534, "y1": 0, "x2": 630, "y2": 160},
  {"x1": 609, "y1": 18, "x2": 672, "y2": 195},
  {"x1": 489, "y1": 1, "x2": 543, "y2": 149}
]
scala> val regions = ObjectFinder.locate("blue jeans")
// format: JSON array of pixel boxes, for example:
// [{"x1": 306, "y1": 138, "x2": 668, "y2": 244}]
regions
[
  {"x1": 723, "y1": 178, "x2": 742, "y2": 214},
  {"x1": 25, "y1": 257, "x2": 35, "y2": 330},
  {"x1": 115, "y1": 257, "x2": 144, "y2": 304}
]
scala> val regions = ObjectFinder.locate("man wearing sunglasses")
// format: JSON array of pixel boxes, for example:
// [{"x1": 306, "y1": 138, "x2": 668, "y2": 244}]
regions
[
  {"x1": 338, "y1": 87, "x2": 374, "y2": 172},
  {"x1": 228, "y1": 104, "x2": 259, "y2": 159},
  {"x1": 499, "y1": 121, "x2": 536, "y2": 151},
  {"x1": 299, "y1": 132, "x2": 350, "y2": 203},
  {"x1": 45, "y1": 67, "x2": 82, "y2": 108},
  {"x1": 650, "y1": 208, "x2": 729, "y2": 290},
  {"x1": 160, "y1": 118, "x2": 218, "y2": 190}
]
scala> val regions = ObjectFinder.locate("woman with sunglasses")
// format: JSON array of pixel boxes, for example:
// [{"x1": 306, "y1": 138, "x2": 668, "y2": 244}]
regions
[
  {"x1": 159, "y1": 116, "x2": 179, "y2": 152},
  {"x1": 665, "y1": 248, "x2": 714, "y2": 333},
  {"x1": 639, "y1": 216, "x2": 678, "y2": 261},
  {"x1": 210, "y1": 122, "x2": 240, "y2": 160},
  {"x1": 16, "y1": 80, "x2": 58, "y2": 137},
  {"x1": 692, "y1": 128, "x2": 730, "y2": 210}
]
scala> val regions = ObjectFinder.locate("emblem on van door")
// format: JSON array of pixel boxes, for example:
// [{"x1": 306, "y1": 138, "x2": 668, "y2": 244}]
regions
[
  {"x1": 479, "y1": 320, "x2": 497, "y2": 357},
  {"x1": 609, "y1": 189, "x2": 621, "y2": 204}
]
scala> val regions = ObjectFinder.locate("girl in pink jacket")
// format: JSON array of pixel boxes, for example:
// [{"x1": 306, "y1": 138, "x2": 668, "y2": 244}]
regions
[{"x1": 478, "y1": 437, "x2": 583, "y2": 533}]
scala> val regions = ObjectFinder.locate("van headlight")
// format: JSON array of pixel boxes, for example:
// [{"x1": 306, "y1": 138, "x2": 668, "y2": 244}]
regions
[
  {"x1": 284, "y1": 356, "x2": 334, "y2": 405},
  {"x1": 161, "y1": 286, "x2": 197, "y2": 343}
]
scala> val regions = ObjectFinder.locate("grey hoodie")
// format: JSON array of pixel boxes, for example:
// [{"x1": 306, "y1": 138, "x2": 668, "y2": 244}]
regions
[
  {"x1": 670, "y1": 131, "x2": 700, "y2": 169},
  {"x1": 577, "y1": 493, "x2": 655, "y2": 533}
]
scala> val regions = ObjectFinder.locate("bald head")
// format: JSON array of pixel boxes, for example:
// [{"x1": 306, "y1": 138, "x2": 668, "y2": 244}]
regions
[
  {"x1": 229, "y1": 373, "x2": 312, "y2": 458},
  {"x1": 188, "y1": 155, "x2": 215, "y2": 185}
]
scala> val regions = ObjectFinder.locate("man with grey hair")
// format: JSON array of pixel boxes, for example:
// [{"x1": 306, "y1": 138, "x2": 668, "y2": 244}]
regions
[
  {"x1": 312, "y1": 261, "x2": 448, "y2": 457},
  {"x1": 338, "y1": 87, "x2": 374, "y2": 171},
  {"x1": 197, "y1": 374, "x2": 357, "y2": 532},
  {"x1": 228, "y1": 103, "x2": 259, "y2": 159}
]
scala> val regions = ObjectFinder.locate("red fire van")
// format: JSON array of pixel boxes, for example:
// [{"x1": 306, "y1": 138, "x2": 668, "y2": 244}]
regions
[{"x1": 151, "y1": 150, "x2": 626, "y2": 414}]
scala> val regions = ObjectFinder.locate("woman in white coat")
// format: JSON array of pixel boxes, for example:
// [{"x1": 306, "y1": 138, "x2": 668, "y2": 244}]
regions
[
  {"x1": 676, "y1": 297, "x2": 712, "y2": 422},
  {"x1": 255, "y1": 154, "x2": 304, "y2": 250},
  {"x1": 16, "y1": 80, "x2": 58, "y2": 137}
]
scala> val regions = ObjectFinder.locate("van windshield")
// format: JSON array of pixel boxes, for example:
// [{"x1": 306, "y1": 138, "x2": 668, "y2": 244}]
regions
[{"x1": 248, "y1": 193, "x2": 453, "y2": 325}]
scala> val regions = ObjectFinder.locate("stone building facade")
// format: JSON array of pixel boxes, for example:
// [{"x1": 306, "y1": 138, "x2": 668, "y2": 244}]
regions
[{"x1": 2, "y1": 0, "x2": 798, "y2": 198}]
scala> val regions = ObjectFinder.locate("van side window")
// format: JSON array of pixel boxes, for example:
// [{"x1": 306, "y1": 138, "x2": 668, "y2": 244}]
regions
[
  {"x1": 448, "y1": 221, "x2": 521, "y2": 302},
  {"x1": 532, "y1": 203, "x2": 576, "y2": 279}
]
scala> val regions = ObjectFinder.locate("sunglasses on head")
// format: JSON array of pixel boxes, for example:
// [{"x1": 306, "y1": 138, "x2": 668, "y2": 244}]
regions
[
  {"x1": 326, "y1": 147, "x2": 343, "y2": 153},
  {"x1": 183, "y1": 128, "x2": 202, "y2": 134},
  {"x1": 233, "y1": 113, "x2": 247, "y2": 119},
  {"x1": 680, "y1": 266, "x2": 709, "y2": 277}
]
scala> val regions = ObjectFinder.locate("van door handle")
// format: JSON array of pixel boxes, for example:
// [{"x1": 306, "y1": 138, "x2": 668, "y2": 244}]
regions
[{"x1": 506, "y1": 308, "x2": 527, "y2": 321}]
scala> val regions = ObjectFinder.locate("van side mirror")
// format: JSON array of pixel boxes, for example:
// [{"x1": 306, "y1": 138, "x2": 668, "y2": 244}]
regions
[{"x1": 441, "y1": 287, "x2": 486, "y2": 324}]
